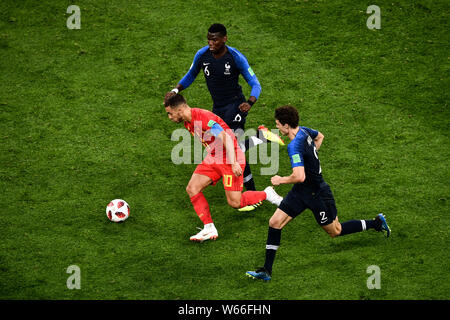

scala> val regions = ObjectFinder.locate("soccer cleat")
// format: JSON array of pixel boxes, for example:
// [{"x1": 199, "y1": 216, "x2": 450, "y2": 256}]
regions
[
  {"x1": 246, "y1": 267, "x2": 272, "y2": 281},
  {"x1": 264, "y1": 186, "x2": 283, "y2": 206},
  {"x1": 238, "y1": 201, "x2": 263, "y2": 212},
  {"x1": 258, "y1": 125, "x2": 285, "y2": 146},
  {"x1": 374, "y1": 213, "x2": 391, "y2": 238},
  {"x1": 189, "y1": 224, "x2": 218, "y2": 242}
]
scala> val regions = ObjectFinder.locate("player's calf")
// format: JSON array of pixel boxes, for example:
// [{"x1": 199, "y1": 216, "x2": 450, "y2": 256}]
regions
[
  {"x1": 321, "y1": 219, "x2": 342, "y2": 238},
  {"x1": 329, "y1": 214, "x2": 391, "y2": 238},
  {"x1": 185, "y1": 184, "x2": 198, "y2": 198},
  {"x1": 236, "y1": 187, "x2": 282, "y2": 212},
  {"x1": 234, "y1": 190, "x2": 266, "y2": 211},
  {"x1": 226, "y1": 197, "x2": 241, "y2": 209}
]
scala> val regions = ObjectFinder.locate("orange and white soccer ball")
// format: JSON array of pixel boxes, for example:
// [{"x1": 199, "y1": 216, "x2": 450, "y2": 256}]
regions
[{"x1": 106, "y1": 199, "x2": 130, "y2": 222}]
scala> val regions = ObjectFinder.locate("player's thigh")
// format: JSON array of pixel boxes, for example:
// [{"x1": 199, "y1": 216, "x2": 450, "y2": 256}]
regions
[
  {"x1": 186, "y1": 173, "x2": 213, "y2": 197},
  {"x1": 222, "y1": 163, "x2": 244, "y2": 191},
  {"x1": 309, "y1": 186, "x2": 339, "y2": 235},
  {"x1": 223, "y1": 163, "x2": 245, "y2": 208},
  {"x1": 230, "y1": 102, "x2": 247, "y2": 132},
  {"x1": 269, "y1": 208, "x2": 293, "y2": 229},
  {"x1": 215, "y1": 101, "x2": 246, "y2": 132},
  {"x1": 278, "y1": 188, "x2": 308, "y2": 220}
]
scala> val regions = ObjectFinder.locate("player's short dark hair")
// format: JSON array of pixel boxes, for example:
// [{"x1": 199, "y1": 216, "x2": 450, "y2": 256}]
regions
[
  {"x1": 275, "y1": 105, "x2": 299, "y2": 128},
  {"x1": 208, "y1": 23, "x2": 227, "y2": 37},
  {"x1": 165, "y1": 93, "x2": 186, "y2": 108}
]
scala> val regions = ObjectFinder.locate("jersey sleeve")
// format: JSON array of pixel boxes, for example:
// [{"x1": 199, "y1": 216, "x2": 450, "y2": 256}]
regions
[
  {"x1": 287, "y1": 141, "x2": 304, "y2": 168},
  {"x1": 228, "y1": 47, "x2": 261, "y2": 99},
  {"x1": 178, "y1": 47, "x2": 207, "y2": 89},
  {"x1": 300, "y1": 126, "x2": 319, "y2": 139},
  {"x1": 194, "y1": 109, "x2": 220, "y2": 133},
  {"x1": 207, "y1": 121, "x2": 224, "y2": 137}
]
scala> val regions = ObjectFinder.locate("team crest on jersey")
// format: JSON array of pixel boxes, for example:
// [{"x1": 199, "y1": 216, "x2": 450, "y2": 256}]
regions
[{"x1": 224, "y1": 62, "x2": 231, "y2": 75}]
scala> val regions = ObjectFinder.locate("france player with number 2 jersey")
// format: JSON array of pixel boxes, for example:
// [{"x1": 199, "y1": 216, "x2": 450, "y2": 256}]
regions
[{"x1": 246, "y1": 105, "x2": 391, "y2": 281}]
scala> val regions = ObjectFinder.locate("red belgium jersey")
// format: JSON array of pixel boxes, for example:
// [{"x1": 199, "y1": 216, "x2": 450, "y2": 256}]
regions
[{"x1": 184, "y1": 108, "x2": 244, "y2": 164}]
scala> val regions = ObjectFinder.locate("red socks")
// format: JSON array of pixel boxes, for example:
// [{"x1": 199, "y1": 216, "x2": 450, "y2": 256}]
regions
[
  {"x1": 240, "y1": 191, "x2": 266, "y2": 208},
  {"x1": 190, "y1": 192, "x2": 213, "y2": 225},
  {"x1": 190, "y1": 191, "x2": 267, "y2": 224}
]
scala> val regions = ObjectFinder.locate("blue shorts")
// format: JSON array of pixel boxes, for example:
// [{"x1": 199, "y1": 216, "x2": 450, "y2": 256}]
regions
[
  {"x1": 278, "y1": 182, "x2": 337, "y2": 226},
  {"x1": 212, "y1": 98, "x2": 247, "y2": 132}
]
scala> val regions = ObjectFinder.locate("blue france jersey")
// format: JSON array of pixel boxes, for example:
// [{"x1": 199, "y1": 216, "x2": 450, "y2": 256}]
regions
[
  {"x1": 178, "y1": 46, "x2": 261, "y2": 107},
  {"x1": 287, "y1": 127, "x2": 324, "y2": 189}
]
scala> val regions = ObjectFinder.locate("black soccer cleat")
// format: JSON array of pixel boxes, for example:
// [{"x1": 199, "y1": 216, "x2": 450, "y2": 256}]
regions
[
  {"x1": 246, "y1": 267, "x2": 272, "y2": 281},
  {"x1": 374, "y1": 213, "x2": 391, "y2": 237}
]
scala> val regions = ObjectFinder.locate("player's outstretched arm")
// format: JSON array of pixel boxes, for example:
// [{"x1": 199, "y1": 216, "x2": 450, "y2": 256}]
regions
[
  {"x1": 237, "y1": 55, "x2": 261, "y2": 100},
  {"x1": 229, "y1": 47, "x2": 261, "y2": 113},
  {"x1": 166, "y1": 47, "x2": 206, "y2": 101},
  {"x1": 165, "y1": 84, "x2": 185, "y2": 102}
]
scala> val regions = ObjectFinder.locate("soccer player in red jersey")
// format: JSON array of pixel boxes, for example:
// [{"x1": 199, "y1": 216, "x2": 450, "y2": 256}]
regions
[{"x1": 164, "y1": 94, "x2": 283, "y2": 242}]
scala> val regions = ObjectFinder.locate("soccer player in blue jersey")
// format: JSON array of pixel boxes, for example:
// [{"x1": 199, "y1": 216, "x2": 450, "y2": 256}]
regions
[
  {"x1": 246, "y1": 105, "x2": 391, "y2": 281},
  {"x1": 166, "y1": 23, "x2": 284, "y2": 192}
]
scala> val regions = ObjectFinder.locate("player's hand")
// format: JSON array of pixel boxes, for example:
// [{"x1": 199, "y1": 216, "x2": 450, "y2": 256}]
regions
[
  {"x1": 232, "y1": 163, "x2": 243, "y2": 177},
  {"x1": 164, "y1": 91, "x2": 176, "y2": 103},
  {"x1": 238, "y1": 102, "x2": 252, "y2": 113},
  {"x1": 271, "y1": 175, "x2": 282, "y2": 186}
]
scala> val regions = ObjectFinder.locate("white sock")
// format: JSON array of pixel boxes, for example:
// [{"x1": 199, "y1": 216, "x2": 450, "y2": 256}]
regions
[
  {"x1": 204, "y1": 223, "x2": 215, "y2": 230},
  {"x1": 361, "y1": 220, "x2": 366, "y2": 231}
]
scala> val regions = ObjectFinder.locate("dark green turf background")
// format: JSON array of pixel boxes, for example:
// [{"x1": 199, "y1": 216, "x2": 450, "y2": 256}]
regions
[{"x1": 0, "y1": 0, "x2": 448, "y2": 299}]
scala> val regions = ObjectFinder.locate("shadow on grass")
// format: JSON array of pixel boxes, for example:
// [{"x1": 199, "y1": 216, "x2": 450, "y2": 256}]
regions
[{"x1": 325, "y1": 236, "x2": 380, "y2": 254}]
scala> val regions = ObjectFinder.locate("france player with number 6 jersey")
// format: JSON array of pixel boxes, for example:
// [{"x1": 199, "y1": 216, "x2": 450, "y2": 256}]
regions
[
  {"x1": 178, "y1": 39, "x2": 260, "y2": 114},
  {"x1": 246, "y1": 105, "x2": 391, "y2": 281},
  {"x1": 165, "y1": 23, "x2": 285, "y2": 194}
]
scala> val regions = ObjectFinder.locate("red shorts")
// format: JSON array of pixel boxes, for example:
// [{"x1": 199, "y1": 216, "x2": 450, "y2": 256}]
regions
[{"x1": 194, "y1": 152, "x2": 245, "y2": 191}]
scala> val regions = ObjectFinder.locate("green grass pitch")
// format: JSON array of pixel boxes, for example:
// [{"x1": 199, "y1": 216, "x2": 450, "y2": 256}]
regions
[{"x1": 0, "y1": 0, "x2": 448, "y2": 300}]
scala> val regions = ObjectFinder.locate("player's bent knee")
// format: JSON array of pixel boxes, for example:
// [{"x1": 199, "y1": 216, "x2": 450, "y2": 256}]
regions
[
  {"x1": 321, "y1": 221, "x2": 341, "y2": 238},
  {"x1": 227, "y1": 198, "x2": 241, "y2": 209},
  {"x1": 269, "y1": 216, "x2": 283, "y2": 229},
  {"x1": 327, "y1": 226, "x2": 341, "y2": 238},
  {"x1": 186, "y1": 184, "x2": 199, "y2": 198},
  {"x1": 225, "y1": 191, "x2": 242, "y2": 209},
  {"x1": 268, "y1": 209, "x2": 291, "y2": 229}
]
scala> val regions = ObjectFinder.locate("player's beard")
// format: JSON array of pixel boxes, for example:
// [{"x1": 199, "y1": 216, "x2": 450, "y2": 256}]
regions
[{"x1": 210, "y1": 44, "x2": 225, "y2": 55}]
